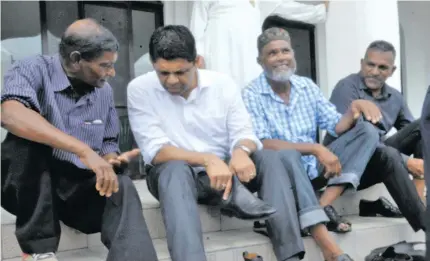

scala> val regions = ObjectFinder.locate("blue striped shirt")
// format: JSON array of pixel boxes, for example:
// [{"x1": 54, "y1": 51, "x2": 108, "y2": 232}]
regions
[
  {"x1": 1, "y1": 54, "x2": 120, "y2": 169},
  {"x1": 242, "y1": 73, "x2": 342, "y2": 180}
]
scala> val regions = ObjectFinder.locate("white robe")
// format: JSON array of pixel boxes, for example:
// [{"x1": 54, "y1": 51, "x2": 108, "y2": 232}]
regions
[{"x1": 190, "y1": 0, "x2": 327, "y2": 89}]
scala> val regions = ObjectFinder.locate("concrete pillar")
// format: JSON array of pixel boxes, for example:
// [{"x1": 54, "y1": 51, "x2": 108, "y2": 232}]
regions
[{"x1": 316, "y1": 0, "x2": 401, "y2": 96}]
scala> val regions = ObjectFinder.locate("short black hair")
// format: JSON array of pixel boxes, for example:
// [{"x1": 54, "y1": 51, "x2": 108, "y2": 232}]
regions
[
  {"x1": 59, "y1": 23, "x2": 119, "y2": 63},
  {"x1": 149, "y1": 25, "x2": 197, "y2": 63},
  {"x1": 366, "y1": 40, "x2": 396, "y2": 59}
]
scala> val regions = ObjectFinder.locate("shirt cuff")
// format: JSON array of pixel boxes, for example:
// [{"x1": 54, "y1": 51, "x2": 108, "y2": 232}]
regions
[
  {"x1": 229, "y1": 135, "x2": 263, "y2": 156},
  {"x1": 143, "y1": 139, "x2": 172, "y2": 165},
  {"x1": 401, "y1": 153, "x2": 410, "y2": 166},
  {"x1": 100, "y1": 142, "x2": 120, "y2": 156}
]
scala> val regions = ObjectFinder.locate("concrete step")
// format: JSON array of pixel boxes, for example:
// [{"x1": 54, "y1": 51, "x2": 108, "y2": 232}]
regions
[
  {"x1": 3, "y1": 217, "x2": 425, "y2": 261},
  {"x1": 0, "y1": 180, "x2": 403, "y2": 260}
]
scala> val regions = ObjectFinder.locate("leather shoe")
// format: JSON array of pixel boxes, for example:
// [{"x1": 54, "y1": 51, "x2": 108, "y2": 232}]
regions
[
  {"x1": 243, "y1": 251, "x2": 264, "y2": 261},
  {"x1": 359, "y1": 197, "x2": 402, "y2": 218},
  {"x1": 220, "y1": 175, "x2": 276, "y2": 220}
]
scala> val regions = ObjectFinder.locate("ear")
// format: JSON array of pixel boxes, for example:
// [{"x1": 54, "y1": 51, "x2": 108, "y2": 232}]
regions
[
  {"x1": 69, "y1": 51, "x2": 81, "y2": 70},
  {"x1": 196, "y1": 55, "x2": 205, "y2": 69},
  {"x1": 390, "y1": 65, "x2": 397, "y2": 76},
  {"x1": 256, "y1": 56, "x2": 262, "y2": 66}
]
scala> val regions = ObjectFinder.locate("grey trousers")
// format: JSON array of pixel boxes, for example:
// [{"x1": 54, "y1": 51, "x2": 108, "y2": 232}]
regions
[
  {"x1": 420, "y1": 86, "x2": 430, "y2": 259},
  {"x1": 321, "y1": 120, "x2": 380, "y2": 189},
  {"x1": 1, "y1": 135, "x2": 158, "y2": 261},
  {"x1": 147, "y1": 149, "x2": 318, "y2": 261}
]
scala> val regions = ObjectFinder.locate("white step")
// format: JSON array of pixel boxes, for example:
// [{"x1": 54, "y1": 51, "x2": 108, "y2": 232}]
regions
[
  {"x1": 3, "y1": 217, "x2": 425, "y2": 261},
  {"x1": 0, "y1": 180, "x2": 415, "y2": 260}
]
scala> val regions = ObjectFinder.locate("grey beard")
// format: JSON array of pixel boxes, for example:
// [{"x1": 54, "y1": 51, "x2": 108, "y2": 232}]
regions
[{"x1": 264, "y1": 67, "x2": 296, "y2": 82}]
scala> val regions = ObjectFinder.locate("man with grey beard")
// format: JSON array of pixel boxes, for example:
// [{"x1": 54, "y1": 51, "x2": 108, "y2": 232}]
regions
[{"x1": 242, "y1": 27, "x2": 425, "y2": 238}]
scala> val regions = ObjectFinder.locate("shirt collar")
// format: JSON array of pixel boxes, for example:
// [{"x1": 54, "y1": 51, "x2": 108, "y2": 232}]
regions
[
  {"x1": 52, "y1": 54, "x2": 72, "y2": 92},
  {"x1": 357, "y1": 72, "x2": 392, "y2": 99}
]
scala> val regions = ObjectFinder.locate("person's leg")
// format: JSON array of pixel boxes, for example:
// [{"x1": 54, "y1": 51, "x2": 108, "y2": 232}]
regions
[
  {"x1": 147, "y1": 161, "x2": 206, "y2": 261},
  {"x1": 383, "y1": 119, "x2": 425, "y2": 199},
  {"x1": 358, "y1": 145, "x2": 426, "y2": 232},
  {"x1": 419, "y1": 87, "x2": 430, "y2": 259},
  {"x1": 1, "y1": 135, "x2": 60, "y2": 256},
  {"x1": 57, "y1": 165, "x2": 158, "y2": 261},
  {"x1": 320, "y1": 121, "x2": 380, "y2": 231},
  {"x1": 277, "y1": 149, "x2": 349, "y2": 261},
  {"x1": 383, "y1": 119, "x2": 421, "y2": 155},
  {"x1": 248, "y1": 149, "x2": 305, "y2": 261}
]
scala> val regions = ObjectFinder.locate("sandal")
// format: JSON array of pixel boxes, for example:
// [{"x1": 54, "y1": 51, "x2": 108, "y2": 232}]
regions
[{"x1": 323, "y1": 205, "x2": 352, "y2": 233}]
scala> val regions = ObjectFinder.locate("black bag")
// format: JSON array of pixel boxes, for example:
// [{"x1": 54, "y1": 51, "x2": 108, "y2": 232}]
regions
[{"x1": 365, "y1": 241, "x2": 425, "y2": 261}]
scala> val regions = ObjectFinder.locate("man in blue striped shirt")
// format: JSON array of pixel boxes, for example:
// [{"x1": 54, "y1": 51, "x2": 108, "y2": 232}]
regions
[
  {"x1": 243, "y1": 28, "x2": 425, "y2": 237},
  {"x1": 1, "y1": 19, "x2": 157, "y2": 261}
]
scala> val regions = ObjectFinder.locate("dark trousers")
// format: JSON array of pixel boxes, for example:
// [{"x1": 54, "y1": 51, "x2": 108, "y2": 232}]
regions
[
  {"x1": 420, "y1": 86, "x2": 430, "y2": 259},
  {"x1": 383, "y1": 119, "x2": 422, "y2": 159},
  {"x1": 146, "y1": 150, "x2": 307, "y2": 261},
  {"x1": 1, "y1": 135, "x2": 158, "y2": 260},
  {"x1": 321, "y1": 121, "x2": 426, "y2": 232}
]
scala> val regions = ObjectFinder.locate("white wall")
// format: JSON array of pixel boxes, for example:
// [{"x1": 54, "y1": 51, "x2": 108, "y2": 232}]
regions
[
  {"x1": 316, "y1": 0, "x2": 401, "y2": 97},
  {"x1": 398, "y1": 1, "x2": 430, "y2": 118}
]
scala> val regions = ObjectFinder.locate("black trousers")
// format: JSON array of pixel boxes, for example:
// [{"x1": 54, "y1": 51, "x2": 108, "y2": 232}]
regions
[
  {"x1": 420, "y1": 86, "x2": 430, "y2": 259},
  {"x1": 1, "y1": 134, "x2": 158, "y2": 260},
  {"x1": 320, "y1": 121, "x2": 426, "y2": 232}
]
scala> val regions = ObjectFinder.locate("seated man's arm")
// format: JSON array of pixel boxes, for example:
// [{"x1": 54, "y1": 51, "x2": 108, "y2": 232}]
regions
[
  {"x1": 394, "y1": 97, "x2": 414, "y2": 130},
  {"x1": 127, "y1": 81, "x2": 212, "y2": 167},
  {"x1": 100, "y1": 90, "x2": 121, "y2": 162},
  {"x1": 242, "y1": 86, "x2": 320, "y2": 155},
  {"x1": 1, "y1": 60, "x2": 93, "y2": 156}
]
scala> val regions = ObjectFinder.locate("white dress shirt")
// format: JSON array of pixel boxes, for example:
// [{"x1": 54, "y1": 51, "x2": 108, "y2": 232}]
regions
[{"x1": 127, "y1": 69, "x2": 263, "y2": 165}]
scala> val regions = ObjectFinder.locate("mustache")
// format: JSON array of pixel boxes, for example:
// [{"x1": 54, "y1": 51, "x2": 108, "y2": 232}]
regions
[{"x1": 365, "y1": 76, "x2": 382, "y2": 81}]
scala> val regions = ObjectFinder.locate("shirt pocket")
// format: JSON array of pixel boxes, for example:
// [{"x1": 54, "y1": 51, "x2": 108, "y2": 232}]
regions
[{"x1": 81, "y1": 122, "x2": 106, "y2": 152}]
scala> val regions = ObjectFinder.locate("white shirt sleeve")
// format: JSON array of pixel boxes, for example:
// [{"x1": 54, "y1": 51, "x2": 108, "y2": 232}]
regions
[
  {"x1": 225, "y1": 79, "x2": 263, "y2": 154},
  {"x1": 127, "y1": 79, "x2": 171, "y2": 164},
  {"x1": 265, "y1": 0, "x2": 327, "y2": 25}
]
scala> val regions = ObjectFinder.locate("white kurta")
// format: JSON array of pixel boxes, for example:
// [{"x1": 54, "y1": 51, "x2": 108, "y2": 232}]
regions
[{"x1": 190, "y1": 0, "x2": 327, "y2": 89}]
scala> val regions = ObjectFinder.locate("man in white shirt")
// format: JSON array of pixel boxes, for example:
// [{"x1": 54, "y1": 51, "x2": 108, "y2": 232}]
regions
[{"x1": 128, "y1": 25, "x2": 341, "y2": 261}]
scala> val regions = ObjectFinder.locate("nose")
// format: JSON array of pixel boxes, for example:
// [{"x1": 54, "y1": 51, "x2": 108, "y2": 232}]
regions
[
  {"x1": 370, "y1": 66, "x2": 380, "y2": 76},
  {"x1": 166, "y1": 74, "x2": 179, "y2": 85},
  {"x1": 108, "y1": 67, "x2": 116, "y2": 78}
]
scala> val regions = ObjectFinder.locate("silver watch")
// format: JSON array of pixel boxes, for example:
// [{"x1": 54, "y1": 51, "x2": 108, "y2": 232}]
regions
[{"x1": 234, "y1": 145, "x2": 252, "y2": 155}]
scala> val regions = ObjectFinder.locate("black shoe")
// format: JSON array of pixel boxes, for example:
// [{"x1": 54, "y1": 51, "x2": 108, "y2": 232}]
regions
[
  {"x1": 220, "y1": 176, "x2": 276, "y2": 220},
  {"x1": 359, "y1": 197, "x2": 403, "y2": 218},
  {"x1": 243, "y1": 251, "x2": 264, "y2": 261}
]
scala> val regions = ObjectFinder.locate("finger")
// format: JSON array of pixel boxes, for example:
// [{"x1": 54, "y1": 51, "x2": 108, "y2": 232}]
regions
[
  {"x1": 108, "y1": 158, "x2": 121, "y2": 166},
  {"x1": 95, "y1": 169, "x2": 104, "y2": 191},
  {"x1": 100, "y1": 170, "x2": 110, "y2": 196},
  {"x1": 351, "y1": 106, "x2": 360, "y2": 120},
  {"x1": 241, "y1": 171, "x2": 250, "y2": 183},
  {"x1": 215, "y1": 176, "x2": 224, "y2": 191},
  {"x1": 209, "y1": 176, "x2": 217, "y2": 190},
  {"x1": 106, "y1": 172, "x2": 117, "y2": 197},
  {"x1": 113, "y1": 175, "x2": 119, "y2": 193},
  {"x1": 222, "y1": 178, "x2": 233, "y2": 200}
]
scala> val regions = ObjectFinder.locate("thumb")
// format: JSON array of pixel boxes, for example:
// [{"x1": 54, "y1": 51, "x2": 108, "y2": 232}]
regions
[{"x1": 351, "y1": 106, "x2": 360, "y2": 119}]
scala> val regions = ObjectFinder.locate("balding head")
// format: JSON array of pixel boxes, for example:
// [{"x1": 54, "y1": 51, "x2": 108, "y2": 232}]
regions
[{"x1": 59, "y1": 18, "x2": 119, "y2": 64}]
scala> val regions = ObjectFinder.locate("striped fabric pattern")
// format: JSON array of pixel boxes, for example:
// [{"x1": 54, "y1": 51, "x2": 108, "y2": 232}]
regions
[{"x1": 1, "y1": 54, "x2": 120, "y2": 169}]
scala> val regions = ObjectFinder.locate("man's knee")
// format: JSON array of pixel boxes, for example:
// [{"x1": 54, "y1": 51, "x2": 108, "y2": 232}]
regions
[
  {"x1": 354, "y1": 121, "x2": 380, "y2": 143},
  {"x1": 278, "y1": 149, "x2": 302, "y2": 164},
  {"x1": 156, "y1": 160, "x2": 194, "y2": 193},
  {"x1": 374, "y1": 146, "x2": 403, "y2": 170},
  {"x1": 252, "y1": 149, "x2": 279, "y2": 163}
]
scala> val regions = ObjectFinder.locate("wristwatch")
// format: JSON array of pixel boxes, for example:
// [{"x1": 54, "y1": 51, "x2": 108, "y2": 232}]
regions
[{"x1": 234, "y1": 144, "x2": 252, "y2": 155}]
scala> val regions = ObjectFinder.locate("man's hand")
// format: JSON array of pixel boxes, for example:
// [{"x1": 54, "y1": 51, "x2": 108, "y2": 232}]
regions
[
  {"x1": 229, "y1": 149, "x2": 256, "y2": 184},
  {"x1": 78, "y1": 149, "x2": 119, "y2": 197},
  {"x1": 407, "y1": 158, "x2": 424, "y2": 178},
  {"x1": 107, "y1": 148, "x2": 141, "y2": 167},
  {"x1": 314, "y1": 145, "x2": 342, "y2": 179},
  {"x1": 349, "y1": 99, "x2": 382, "y2": 124},
  {"x1": 204, "y1": 155, "x2": 233, "y2": 200}
]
